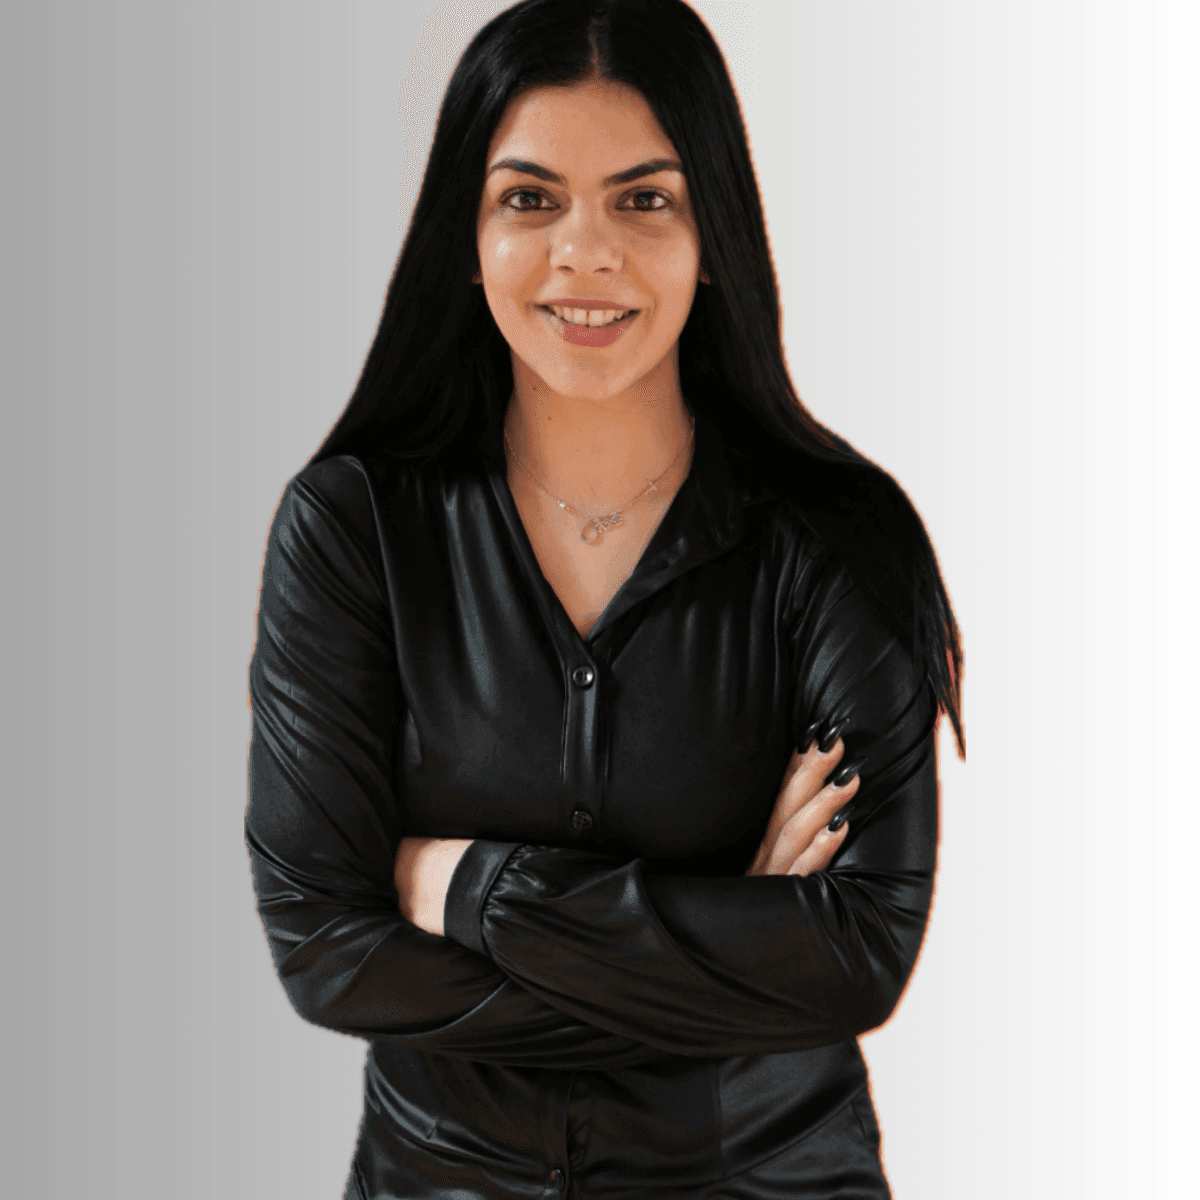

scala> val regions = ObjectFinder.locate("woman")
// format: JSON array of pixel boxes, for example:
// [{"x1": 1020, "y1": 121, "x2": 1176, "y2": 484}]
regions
[{"x1": 246, "y1": 1, "x2": 964, "y2": 1196}]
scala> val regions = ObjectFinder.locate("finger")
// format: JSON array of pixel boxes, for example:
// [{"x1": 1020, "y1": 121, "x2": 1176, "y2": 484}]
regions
[
  {"x1": 814, "y1": 772, "x2": 859, "y2": 834},
  {"x1": 798, "y1": 722, "x2": 822, "y2": 754},
  {"x1": 779, "y1": 762, "x2": 859, "y2": 840},
  {"x1": 792, "y1": 737, "x2": 847, "y2": 799},
  {"x1": 794, "y1": 732, "x2": 837, "y2": 768},
  {"x1": 780, "y1": 746, "x2": 807, "y2": 788},
  {"x1": 787, "y1": 820, "x2": 850, "y2": 876},
  {"x1": 764, "y1": 775, "x2": 859, "y2": 874},
  {"x1": 821, "y1": 769, "x2": 860, "y2": 809},
  {"x1": 763, "y1": 738, "x2": 856, "y2": 864},
  {"x1": 772, "y1": 739, "x2": 848, "y2": 830},
  {"x1": 787, "y1": 830, "x2": 854, "y2": 878},
  {"x1": 762, "y1": 746, "x2": 814, "y2": 842},
  {"x1": 803, "y1": 734, "x2": 845, "y2": 771},
  {"x1": 798, "y1": 720, "x2": 848, "y2": 760}
]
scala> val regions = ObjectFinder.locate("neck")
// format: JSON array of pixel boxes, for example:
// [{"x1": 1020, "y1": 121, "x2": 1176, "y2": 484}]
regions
[{"x1": 503, "y1": 370, "x2": 694, "y2": 508}]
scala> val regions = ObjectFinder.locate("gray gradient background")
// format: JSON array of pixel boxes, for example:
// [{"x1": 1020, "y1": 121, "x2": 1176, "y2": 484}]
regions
[{"x1": 2, "y1": 2, "x2": 1196, "y2": 1198}]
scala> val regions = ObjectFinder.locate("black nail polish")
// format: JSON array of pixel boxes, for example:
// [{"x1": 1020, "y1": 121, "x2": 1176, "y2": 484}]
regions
[
  {"x1": 833, "y1": 763, "x2": 856, "y2": 787},
  {"x1": 818, "y1": 720, "x2": 847, "y2": 753},
  {"x1": 828, "y1": 809, "x2": 848, "y2": 832},
  {"x1": 799, "y1": 722, "x2": 821, "y2": 752}
]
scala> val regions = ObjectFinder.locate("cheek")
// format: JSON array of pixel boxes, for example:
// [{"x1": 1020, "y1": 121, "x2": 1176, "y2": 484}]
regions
[
  {"x1": 655, "y1": 238, "x2": 701, "y2": 302},
  {"x1": 482, "y1": 229, "x2": 537, "y2": 285}
]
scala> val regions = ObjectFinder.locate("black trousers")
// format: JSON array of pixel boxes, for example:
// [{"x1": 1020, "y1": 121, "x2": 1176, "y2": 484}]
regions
[{"x1": 345, "y1": 1089, "x2": 891, "y2": 1200}]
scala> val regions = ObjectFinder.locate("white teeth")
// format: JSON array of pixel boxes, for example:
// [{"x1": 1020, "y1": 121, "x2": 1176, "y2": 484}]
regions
[{"x1": 549, "y1": 305, "x2": 631, "y2": 327}]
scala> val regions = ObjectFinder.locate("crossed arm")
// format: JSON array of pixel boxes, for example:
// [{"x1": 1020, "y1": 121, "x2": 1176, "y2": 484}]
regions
[
  {"x1": 245, "y1": 465, "x2": 939, "y2": 1067},
  {"x1": 393, "y1": 733, "x2": 859, "y2": 937}
]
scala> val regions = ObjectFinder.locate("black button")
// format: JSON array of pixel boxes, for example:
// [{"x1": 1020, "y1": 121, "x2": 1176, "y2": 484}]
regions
[
  {"x1": 571, "y1": 665, "x2": 595, "y2": 687},
  {"x1": 570, "y1": 808, "x2": 593, "y2": 833},
  {"x1": 549, "y1": 1168, "x2": 565, "y2": 1189}
]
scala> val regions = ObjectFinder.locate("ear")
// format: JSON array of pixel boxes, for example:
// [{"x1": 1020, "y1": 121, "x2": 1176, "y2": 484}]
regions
[{"x1": 700, "y1": 269, "x2": 710, "y2": 285}]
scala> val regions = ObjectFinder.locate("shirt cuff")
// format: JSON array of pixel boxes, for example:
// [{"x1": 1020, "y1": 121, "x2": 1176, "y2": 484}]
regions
[{"x1": 443, "y1": 839, "x2": 521, "y2": 955}]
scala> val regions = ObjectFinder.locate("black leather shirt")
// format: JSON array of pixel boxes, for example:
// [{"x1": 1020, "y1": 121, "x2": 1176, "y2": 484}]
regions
[{"x1": 246, "y1": 408, "x2": 939, "y2": 1199}]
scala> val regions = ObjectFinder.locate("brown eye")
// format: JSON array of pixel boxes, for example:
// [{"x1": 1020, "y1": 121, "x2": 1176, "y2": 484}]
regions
[
  {"x1": 501, "y1": 188, "x2": 672, "y2": 213},
  {"x1": 503, "y1": 189, "x2": 548, "y2": 211},
  {"x1": 627, "y1": 190, "x2": 669, "y2": 211}
]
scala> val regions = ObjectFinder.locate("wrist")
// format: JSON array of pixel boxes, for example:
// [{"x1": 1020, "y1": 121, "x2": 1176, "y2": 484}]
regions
[
  {"x1": 443, "y1": 840, "x2": 523, "y2": 954},
  {"x1": 425, "y1": 838, "x2": 474, "y2": 936}
]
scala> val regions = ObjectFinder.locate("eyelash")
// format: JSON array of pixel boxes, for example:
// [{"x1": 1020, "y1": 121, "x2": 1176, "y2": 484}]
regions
[{"x1": 500, "y1": 187, "x2": 672, "y2": 213}]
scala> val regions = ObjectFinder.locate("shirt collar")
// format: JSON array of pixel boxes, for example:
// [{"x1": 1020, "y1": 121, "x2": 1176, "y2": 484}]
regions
[
  {"x1": 473, "y1": 398, "x2": 773, "y2": 547},
  {"x1": 474, "y1": 399, "x2": 774, "y2": 643}
]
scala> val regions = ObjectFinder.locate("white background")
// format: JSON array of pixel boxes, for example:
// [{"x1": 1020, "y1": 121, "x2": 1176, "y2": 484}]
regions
[{"x1": 2, "y1": 2, "x2": 1196, "y2": 1197}]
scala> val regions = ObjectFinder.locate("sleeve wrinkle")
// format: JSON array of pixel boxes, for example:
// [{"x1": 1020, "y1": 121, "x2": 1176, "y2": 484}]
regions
[
  {"x1": 822, "y1": 636, "x2": 902, "y2": 711},
  {"x1": 292, "y1": 468, "x2": 390, "y2": 599}
]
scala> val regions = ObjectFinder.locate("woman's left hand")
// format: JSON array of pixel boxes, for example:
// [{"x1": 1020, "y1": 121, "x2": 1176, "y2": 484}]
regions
[
  {"x1": 394, "y1": 837, "x2": 475, "y2": 936},
  {"x1": 745, "y1": 738, "x2": 857, "y2": 877}
]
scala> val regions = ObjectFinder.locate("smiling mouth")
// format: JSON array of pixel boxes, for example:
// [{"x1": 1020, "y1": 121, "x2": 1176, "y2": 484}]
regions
[{"x1": 538, "y1": 305, "x2": 640, "y2": 328}]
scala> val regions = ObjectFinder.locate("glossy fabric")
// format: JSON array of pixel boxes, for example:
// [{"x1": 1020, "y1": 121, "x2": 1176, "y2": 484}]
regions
[{"x1": 246, "y1": 405, "x2": 939, "y2": 1199}]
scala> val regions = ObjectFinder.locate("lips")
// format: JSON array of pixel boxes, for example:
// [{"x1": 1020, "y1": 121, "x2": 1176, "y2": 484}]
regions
[
  {"x1": 538, "y1": 305, "x2": 639, "y2": 328},
  {"x1": 539, "y1": 304, "x2": 639, "y2": 347}
]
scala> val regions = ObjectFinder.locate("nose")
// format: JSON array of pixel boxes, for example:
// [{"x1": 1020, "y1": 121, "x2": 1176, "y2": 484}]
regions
[{"x1": 547, "y1": 200, "x2": 624, "y2": 274}]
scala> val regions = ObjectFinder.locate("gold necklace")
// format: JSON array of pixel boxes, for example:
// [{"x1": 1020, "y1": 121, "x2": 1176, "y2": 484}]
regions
[{"x1": 503, "y1": 414, "x2": 696, "y2": 546}]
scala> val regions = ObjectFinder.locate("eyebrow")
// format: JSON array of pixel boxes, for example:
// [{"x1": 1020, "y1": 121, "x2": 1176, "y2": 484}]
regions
[{"x1": 487, "y1": 157, "x2": 685, "y2": 187}]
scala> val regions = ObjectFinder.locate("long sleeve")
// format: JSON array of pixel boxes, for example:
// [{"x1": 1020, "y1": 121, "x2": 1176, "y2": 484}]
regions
[
  {"x1": 244, "y1": 459, "x2": 664, "y2": 1069},
  {"x1": 442, "y1": 544, "x2": 940, "y2": 1059}
]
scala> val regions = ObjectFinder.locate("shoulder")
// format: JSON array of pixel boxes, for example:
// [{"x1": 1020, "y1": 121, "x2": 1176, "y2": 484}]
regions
[
  {"x1": 286, "y1": 452, "x2": 373, "y2": 519},
  {"x1": 281, "y1": 450, "x2": 435, "y2": 543},
  {"x1": 264, "y1": 455, "x2": 376, "y2": 567},
  {"x1": 762, "y1": 463, "x2": 931, "y2": 704},
  {"x1": 265, "y1": 453, "x2": 423, "y2": 601},
  {"x1": 734, "y1": 438, "x2": 916, "y2": 553},
  {"x1": 765, "y1": 454, "x2": 920, "y2": 550},
  {"x1": 758, "y1": 451, "x2": 933, "y2": 635},
  {"x1": 253, "y1": 459, "x2": 403, "y2": 676}
]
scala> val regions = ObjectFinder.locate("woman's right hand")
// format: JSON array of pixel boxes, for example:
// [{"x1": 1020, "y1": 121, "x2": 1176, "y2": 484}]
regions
[{"x1": 744, "y1": 736, "x2": 860, "y2": 876}]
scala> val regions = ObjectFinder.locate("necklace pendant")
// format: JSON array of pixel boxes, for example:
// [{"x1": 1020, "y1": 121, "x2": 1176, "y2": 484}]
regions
[{"x1": 581, "y1": 511, "x2": 623, "y2": 545}]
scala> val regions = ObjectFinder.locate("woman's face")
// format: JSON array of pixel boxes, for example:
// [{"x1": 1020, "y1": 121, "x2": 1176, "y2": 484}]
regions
[{"x1": 476, "y1": 77, "x2": 706, "y2": 404}]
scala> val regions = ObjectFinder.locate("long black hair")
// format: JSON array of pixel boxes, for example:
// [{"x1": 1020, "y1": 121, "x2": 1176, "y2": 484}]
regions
[{"x1": 312, "y1": 0, "x2": 964, "y2": 757}]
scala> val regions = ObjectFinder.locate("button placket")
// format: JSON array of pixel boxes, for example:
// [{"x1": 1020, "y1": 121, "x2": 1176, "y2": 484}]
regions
[{"x1": 563, "y1": 656, "x2": 601, "y2": 839}]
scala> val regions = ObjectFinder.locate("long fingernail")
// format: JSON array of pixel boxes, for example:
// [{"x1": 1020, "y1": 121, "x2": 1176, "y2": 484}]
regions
[
  {"x1": 828, "y1": 809, "x2": 849, "y2": 832},
  {"x1": 833, "y1": 763, "x2": 858, "y2": 787},
  {"x1": 818, "y1": 720, "x2": 847, "y2": 753},
  {"x1": 799, "y1": 722, "x2": 821, "y2": 752}
]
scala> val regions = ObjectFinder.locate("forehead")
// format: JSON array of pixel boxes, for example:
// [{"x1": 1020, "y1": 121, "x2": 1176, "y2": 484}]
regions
[{"x1": 486, "y1": 81, "x2": 676, "y2": 173}]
